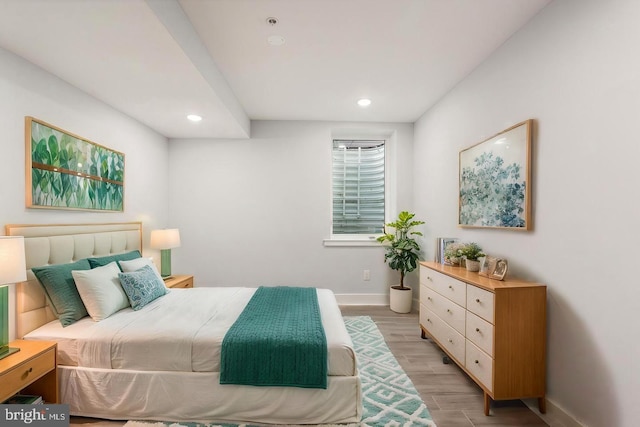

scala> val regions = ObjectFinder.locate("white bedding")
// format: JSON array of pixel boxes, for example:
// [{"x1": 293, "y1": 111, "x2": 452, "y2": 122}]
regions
[{"x1": 25, "y1": 287, "x2": 356, "y2": 376}]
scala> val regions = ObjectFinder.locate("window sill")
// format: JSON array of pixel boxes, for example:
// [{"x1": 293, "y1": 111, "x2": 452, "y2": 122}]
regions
[{"x1": 323, "y1": 238, "x2": 382, "y2": 247}]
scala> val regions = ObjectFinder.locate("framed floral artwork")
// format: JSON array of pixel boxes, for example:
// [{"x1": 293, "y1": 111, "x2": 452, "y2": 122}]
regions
[
  {"x1": 459, "y1": 119, "x2": 533, "y2": 230},
  {"x1": 25, "y1": 117, "x2": 125, "y2": 212}
]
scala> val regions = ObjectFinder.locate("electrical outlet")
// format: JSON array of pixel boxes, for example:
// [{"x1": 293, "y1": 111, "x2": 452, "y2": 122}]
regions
[{"x1": 363, "y1": 269, "x2": 370, "y2": 281}]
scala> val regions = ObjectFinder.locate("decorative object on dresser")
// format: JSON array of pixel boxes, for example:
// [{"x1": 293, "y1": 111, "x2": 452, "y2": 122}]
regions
[
  {"x1": 419, "y1": 261, "x2": 546, "y2": 416},
  {"x1": 376, "y1": 211, "x2": 425, "y2": 313},
  {"x1": 25, "y1": 117, "x2": 125, "y2": 212},
  {"x1": 443, "y1": 241, "x2": 465, "y2": 266},
  {"x1": 164, "y1": 275, "x2": 194, "y2": 289},
  {"x1": 490, "y1": 259, "x2": 508, "y2": 280},
  {"x1": 0, "y1": 340, "x2": 58, "y2": 404},
  {"x1": 459, "y1": 242, "x2": 485, "y2": 272},
  {"x1": 150, "y1": 228, "x2": 181, "y2": 278},
  {"x1": 459, "y1": 119, "x2": 533, "y2": 230},
  {"x1": 0, "y1": 236, "x2": 27, "y2": 359},
  {"x1": 435, "y1": 237, "x2": 458, "y2": 264},
  {"x1": 478, "y1": 255, "x2": 498, "y2": 277}
]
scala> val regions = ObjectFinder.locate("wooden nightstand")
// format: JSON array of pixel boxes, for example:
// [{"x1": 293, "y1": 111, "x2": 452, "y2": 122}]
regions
[
  {"x1": 164, "y1": 274, "x2": 194, "y2": 289},
  {"x1": 0, "y1": 340, "x2": 58, "y2": 404}
]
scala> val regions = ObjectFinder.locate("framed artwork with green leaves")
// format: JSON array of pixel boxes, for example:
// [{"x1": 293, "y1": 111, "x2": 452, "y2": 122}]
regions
[
  {"x1": 459, "y1": 119, "x2": 532, "y2": 230},
  {"x1": 25, "y1": 117, "x2": 125, "y2": 212}
]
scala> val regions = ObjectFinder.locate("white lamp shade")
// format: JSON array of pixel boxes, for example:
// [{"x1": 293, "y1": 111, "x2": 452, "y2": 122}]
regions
[
  {"x1": 0, "y1": 236, "x2": 27, "y2": 285},
  {"x1": 150, "y1": 229, "x2": 181, "y2": 250}
]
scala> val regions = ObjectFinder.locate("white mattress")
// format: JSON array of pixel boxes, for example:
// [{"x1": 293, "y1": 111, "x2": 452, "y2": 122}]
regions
[{"x1": 25, "y1": 287, "x2": 356, "y2": 376}]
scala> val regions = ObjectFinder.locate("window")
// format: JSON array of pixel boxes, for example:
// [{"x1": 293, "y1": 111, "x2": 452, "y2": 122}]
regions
[{"x1": 332, "y1": 139, "x2": 385, "y2": 235}]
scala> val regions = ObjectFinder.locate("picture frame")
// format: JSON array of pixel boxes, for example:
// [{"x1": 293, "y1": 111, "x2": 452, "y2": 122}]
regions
[
  {"x1": 25, "y1": 117, "x2": 125, "y2": 212},
  {"x1": 479, "y1": 256, "x2": 498, "y2": 277},
  {"x1": 435, "y1": 237, "x2": 458, "y2": 265},
  {"x1": 490, "y1": 259, "x2": 509, "y2": 281},
  {"x1": 459, "y1": 119, "x2": 532, "y2": 230}
]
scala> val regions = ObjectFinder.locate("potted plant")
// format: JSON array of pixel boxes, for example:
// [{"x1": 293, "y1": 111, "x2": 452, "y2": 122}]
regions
[
  {"x1": 376, "y1": 211, "x2": 425, "y2": 313},
  {"x1": 444, "y1": 242, "x2": 466, "y2": 265},
  {"x1": 460, "y1": 242, "x2": 485, "y2": 272}
]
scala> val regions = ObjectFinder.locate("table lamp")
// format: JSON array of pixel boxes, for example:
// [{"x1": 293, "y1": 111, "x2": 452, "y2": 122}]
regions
[
  {"x1": 0, "y1": 236, "x2": 27, "y2": 360},
  {"x1": 150, "y1": 229, "x2": 181, "y2": 278}
]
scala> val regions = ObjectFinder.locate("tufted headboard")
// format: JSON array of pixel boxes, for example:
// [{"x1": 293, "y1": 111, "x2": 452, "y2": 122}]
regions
[{"x1": 5, "y1": 222, "x2": 142, "y2": 338}]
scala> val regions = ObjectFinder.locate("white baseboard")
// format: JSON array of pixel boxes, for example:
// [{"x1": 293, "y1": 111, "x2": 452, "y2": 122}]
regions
[
  {"x1": 523, "y1": 398, "x2": 585, "y2": 427},
  {"x1": 335, "y1": 293, "x2": 389, "y2": 306}
]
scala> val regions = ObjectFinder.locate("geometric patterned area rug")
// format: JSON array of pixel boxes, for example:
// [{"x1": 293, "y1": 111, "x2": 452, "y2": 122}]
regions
[{"x1": 124, "y1": 316, "x2": 436, "y2": 427}]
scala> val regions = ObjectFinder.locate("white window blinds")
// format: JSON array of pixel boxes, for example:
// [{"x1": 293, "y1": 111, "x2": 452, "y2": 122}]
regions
[{"x1": 332, "y1": 139, "x2": 385, "y2": 234}]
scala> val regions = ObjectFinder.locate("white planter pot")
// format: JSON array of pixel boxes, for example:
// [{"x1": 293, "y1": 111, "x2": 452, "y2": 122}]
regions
[
  {"x1": 389, "y1": 286, "x2": 413, "y2": 313},
  {"x1": 465, "y1": 259, "x2": 481, "y2": 272}
]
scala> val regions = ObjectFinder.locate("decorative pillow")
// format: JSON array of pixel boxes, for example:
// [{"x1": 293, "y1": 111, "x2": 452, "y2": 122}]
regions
[
  {"x1": 118, "y1": 265, "x2": 168, "y2": 310},
  {"x1": 119, "y1": 257, "x2": 165, "y2": 285},
  {"x1": 72, "y1": 262, "x2": 130, "y2": 321},
  {"x1": 87, "y1": 250, "x2": 142, "y2": 270},
  {"x1": 32, "y1": 259, "x2": 91, "y2": 327}
]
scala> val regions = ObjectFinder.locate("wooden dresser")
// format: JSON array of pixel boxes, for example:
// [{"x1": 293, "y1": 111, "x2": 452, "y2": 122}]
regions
[{"x1": 419, "y1": 261, "x2": 546, "y2": 415}]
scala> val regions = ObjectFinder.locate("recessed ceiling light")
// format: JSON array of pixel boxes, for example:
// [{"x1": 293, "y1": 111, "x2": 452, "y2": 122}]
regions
[
  {"x1": 187, "y1": 114, "x2": 202, "y2": 122},
  {"x1": 267, "y1": 35, "x2": 285, "y2": 46},
  {"x1": 357, "y1": 98, "x2": 372, "y2": 107}
]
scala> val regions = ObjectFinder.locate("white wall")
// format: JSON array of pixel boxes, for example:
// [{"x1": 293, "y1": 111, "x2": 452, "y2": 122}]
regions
[
  {"x1": 413, "y1": 1, "x2": 640, "y2": 426},
  {"x1": 0, "y1": 46, "x2": 171, "y2": 339},
  {"x1": 168, "y1": 120, "x2": 415, "y2": 299}
]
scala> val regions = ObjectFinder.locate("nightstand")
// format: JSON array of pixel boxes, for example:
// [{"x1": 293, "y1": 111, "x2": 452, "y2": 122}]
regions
[
  {"x1": 0, "y1": 340, "x2": 58, "y2": 404},
  {"x1": 164, "y1": 274, "x2": 194, "y2": 289}
]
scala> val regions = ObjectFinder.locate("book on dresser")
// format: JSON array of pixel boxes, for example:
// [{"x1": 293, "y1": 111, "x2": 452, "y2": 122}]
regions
[{"x1": 419, "y1": 261, "x2": 547, "y2": 416}]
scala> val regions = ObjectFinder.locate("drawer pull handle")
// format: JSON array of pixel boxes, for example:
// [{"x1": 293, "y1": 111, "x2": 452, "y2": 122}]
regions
[
  {"x1": 446, "y1": 309, "x2": 451, "y2": 313},
  {"x1": 475, "y1": 360, "x2": 479, "y2": 364},
  {"x1": 476, "y1": 298, "x2": 481, "y2": 303},
  {"x1": 448, "y1": 285, "x2": 453, "y2": 289},
  {"x1": 476, "y1": 328, "x2": 481, "y2": 333},
  {"x1": 448, "y1": 339, "x2": 453, "y2": 343},
  {"x1": 427, "y1": 297, "x2": 432, "y2": 301},
  {"x1": 21, "y1": 367, "x2": 33, "y2": 380},
  {"x1": 427, "y1": 276, "x2": 432, "y2": 281},
  {"x1": 427, "y1": 318, "x2": 432, "y2": 323}
]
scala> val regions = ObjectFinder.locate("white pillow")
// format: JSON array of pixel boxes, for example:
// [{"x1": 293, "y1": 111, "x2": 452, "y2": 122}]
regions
[
  {"x1": 119, "y1": 257, "x2": 165, "y2": 285},
  {"x1": 72, "y1": 262, "x2": 130, "y2": 321}
]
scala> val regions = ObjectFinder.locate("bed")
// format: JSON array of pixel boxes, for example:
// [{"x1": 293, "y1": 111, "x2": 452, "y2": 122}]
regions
[{"x1": 7, "y1": 222, "x2": 362, "y2": 424}]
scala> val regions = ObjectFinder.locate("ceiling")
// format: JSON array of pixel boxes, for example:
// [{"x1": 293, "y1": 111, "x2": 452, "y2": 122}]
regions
[{"x1": 0, "y1": 0, "x2": 551, "y2": 139}]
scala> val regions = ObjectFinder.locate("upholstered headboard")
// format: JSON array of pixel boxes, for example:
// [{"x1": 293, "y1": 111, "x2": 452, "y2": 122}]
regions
[{"x1": 5, "y1": 222, "x2": 142, "y2": 338}]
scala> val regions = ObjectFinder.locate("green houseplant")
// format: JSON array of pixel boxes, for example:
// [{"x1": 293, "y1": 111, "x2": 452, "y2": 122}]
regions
[
  {"x1": 460, "y1": 242, "x2": 485, "y2": 272},
  {"x1": 377, "y1": 211, "x2": 425, "y2": 313}
]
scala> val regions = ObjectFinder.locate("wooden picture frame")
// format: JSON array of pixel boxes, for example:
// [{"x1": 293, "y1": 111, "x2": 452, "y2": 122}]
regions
[
  {"x1": 490, "y1": 259, "x2": 509, "y2": 281},
  {"x1": 25, "y1": 117, "x2": 125, "y2": 212},
  {"x1": 459, "y1": 119, "x2": 532, "y2": 230}
]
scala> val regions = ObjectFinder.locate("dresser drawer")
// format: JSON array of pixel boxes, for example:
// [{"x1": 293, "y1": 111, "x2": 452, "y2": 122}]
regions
[
  {"x1": 420, "y1": 266, "x2": 466, "y2": 307},
  {"x1": 0, "y1": 347, "x2": 55, "y2": 397},
  {"x1": 422, "y1": 285, "x2": 465, "y2": 334},
  {"x1": 466, "y1": 311, "x2": 494, "y2": 356},
  {"x1": 466, "y1": 340, "x2": 493, "y2": 392},
  {"x1": 421, "y1": 306, "x2": 465, "y2": 364},
  {"x1": 466, "y1": 285, "x2": 495, "y2": 323}
]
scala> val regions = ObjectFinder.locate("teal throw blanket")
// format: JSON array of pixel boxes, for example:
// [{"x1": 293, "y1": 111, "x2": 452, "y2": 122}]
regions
[{"x1": 220, "y1": 286, "x2": 328, "y2": 389}]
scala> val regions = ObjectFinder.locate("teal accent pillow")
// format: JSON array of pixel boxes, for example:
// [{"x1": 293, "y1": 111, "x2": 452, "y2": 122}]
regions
[
  {"x1": 118, "y1": 265, "x2": 168, "y2": 310},
  {"x1": 87, "y1": 250, "x2": 142, "y2": 270},
  {"x1": 32, "y1": 259, "x2": 91, "y2": 327}
]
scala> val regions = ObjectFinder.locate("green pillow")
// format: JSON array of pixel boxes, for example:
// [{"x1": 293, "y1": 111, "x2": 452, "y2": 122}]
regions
[
  {"x1": 87, "y1": 250, "x2": 142, "y2": 270},
  {"x1": 32, "y1": 259, "x2": 92, "y2": 327}
]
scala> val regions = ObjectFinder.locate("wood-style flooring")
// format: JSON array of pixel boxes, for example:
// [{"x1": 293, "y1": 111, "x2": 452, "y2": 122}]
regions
[{"x1": 71, "y1": 306, "x2": 549, "y2": 427}]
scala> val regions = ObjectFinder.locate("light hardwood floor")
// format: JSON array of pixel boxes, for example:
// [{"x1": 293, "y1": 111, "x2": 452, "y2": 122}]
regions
[{"x1": 71, "y1": 306, "x2": 549, "y2": 427}]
